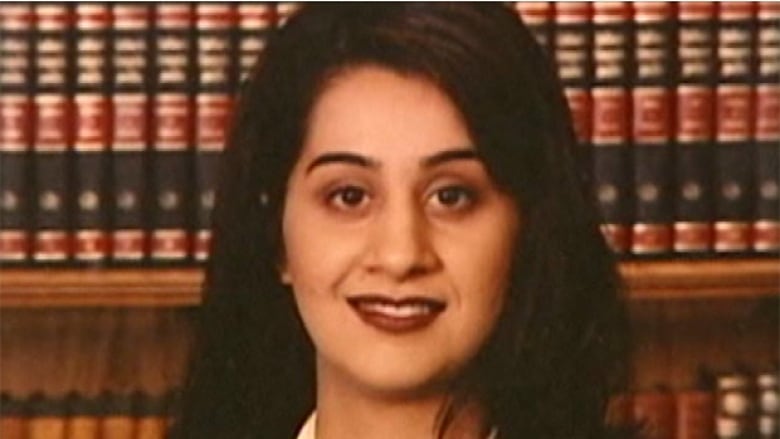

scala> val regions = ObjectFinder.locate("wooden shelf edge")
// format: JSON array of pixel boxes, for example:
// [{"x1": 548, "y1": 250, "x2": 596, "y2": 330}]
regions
[
  {"x1": 0, "y1": 258, "x2": 778, "y2": 307},
  {"x1": 620, "y1": 258, "x2": 780, "y2": 300},
  {"x1": 0, "y1": 268, "x2": 204, "y2": 308}
]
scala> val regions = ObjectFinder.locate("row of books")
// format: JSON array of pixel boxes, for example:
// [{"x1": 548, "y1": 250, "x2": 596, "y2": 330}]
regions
[
  {"x1": 0, "y1": 3, "x2": 778, "y2": 267},
  {"x1": 514, "y1": 2, "x2": 780, "y2": 256},
  {"x1": 0, "y1": 366, "x2": 776, "y2": 439},
  {"x1": 0, "y1": 390, "x2": 177, "y2": 439},
  {"x1": 609, "y1": 367, "x2": 779, "y2": 439}
]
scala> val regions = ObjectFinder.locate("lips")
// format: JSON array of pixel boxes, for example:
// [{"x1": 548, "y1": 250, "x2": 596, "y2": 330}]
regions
[{"x1": 347, "y1": 295, "x2": 446, "y2": 334}]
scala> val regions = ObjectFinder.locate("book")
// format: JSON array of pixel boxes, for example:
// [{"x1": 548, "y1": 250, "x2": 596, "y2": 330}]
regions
[
  {"x1": 676, "y1": 388, "x2": 717, "y2": 439},
  {"x1": 553, "y1": 2, "x2": 593, "y2": 183},
  {"x1": 99, "y1": 392, "x2": 136, "y2": 439},
  {"x1": 237, "y1": 3, "x2": 276, "y2": 85},
  {"x1": 73, "y1": 4, "x2": 111, "y2": 264},
  {"x1": 150, "y1": 4, "x2": 195, "y2": 264},
  {"x1": 631, "y1": 2, "x2": 675, "y2": 256},
  {"x1": 674, "y1": 2, "x2": 717, "y2": 254},
  {"x1": 591, "y1": 2, "x2": 634, "y2": 255},
  {"x1": 32, "y1": 4, "x2": 73, "y2": 264},
  {"x1": 111, "y1": 4, "x2": 153, "y2": 264},
  {"x1": 757, "y1": 370, "x2": 779, "y2": 439},
  {"x1": 194, "y1": 4, "x2": 236, "y2": 262},
  {"x1": 514, "y1": 2, "x2": 553, "y2": 53},
  {"x1": 64, "y1": 392, "x2": 100, "y2": 439},
  {"x1": 0, "y1": 392, "x2": 26, "y2": 439},
  {"x1": 753, "y1": 2, "x2": 780, "y2": 254},
  {"x1": 716, "y1": 368, "x2": 759, "y2": 438},
  {"x1": 714, "y1": 2, "x2": 756, "y2": 254},
  {"x1": 633, "y1": 387, "x2": 677, "y2": 439},
  {"x1": 133, "y1": 391, "x2": 169, "y2": 439},
  {"x1": 0, "y1": 4, "x2": 34, "y2": 264},
  {"x1": 26, "y1": 393, "x2": 66, "y2": 439}
]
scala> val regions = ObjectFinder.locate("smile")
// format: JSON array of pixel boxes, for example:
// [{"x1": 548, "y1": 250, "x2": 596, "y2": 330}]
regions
[{"x1": 346, "y1": 295, "x2": 446, "y2": 334}]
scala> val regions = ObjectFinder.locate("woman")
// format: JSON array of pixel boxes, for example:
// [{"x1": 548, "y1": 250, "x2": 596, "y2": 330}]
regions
[{"x1": 173, "y1": 4, "x2": 629, "y2": 438}]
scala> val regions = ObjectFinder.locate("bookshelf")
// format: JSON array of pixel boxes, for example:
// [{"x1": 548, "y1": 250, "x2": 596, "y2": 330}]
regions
[{"x1": 1, "y1": 258, "x2": 777, "y2": 308}]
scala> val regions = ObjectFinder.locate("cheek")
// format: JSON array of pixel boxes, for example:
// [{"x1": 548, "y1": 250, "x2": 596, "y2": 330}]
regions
[
  {"x1": 442, "y1": 209, "x2": 518, "y2": 333},
  {"x1": 281, "y1": 198, "x2": 362, "y2": 293}
]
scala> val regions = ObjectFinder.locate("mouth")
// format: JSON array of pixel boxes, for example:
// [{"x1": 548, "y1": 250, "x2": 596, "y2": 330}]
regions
[{"x1": 346, "y1": 295, "x2": 446, "y2": 334}]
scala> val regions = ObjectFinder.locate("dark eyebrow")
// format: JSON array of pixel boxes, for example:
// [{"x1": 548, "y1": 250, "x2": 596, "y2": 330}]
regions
[
  {"x1": 305, "y1": 148, "x2": 479, "y2": 175},
  {"x1": 305, "y1": 152, "x2": 379, "y2": 175},
  {"x1": 422, "y1": 148, "x2": 479, "y2": 168}
]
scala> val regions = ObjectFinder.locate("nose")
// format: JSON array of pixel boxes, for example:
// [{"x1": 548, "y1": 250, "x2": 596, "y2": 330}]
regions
[{"x1": 363, "y1": 197, "x2": 441, "y2": 280}]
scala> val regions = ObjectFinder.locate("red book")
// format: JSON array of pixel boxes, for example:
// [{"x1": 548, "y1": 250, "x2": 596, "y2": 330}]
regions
[
  {"x1": 237, "y1": 3, "x2": 276, "y2": 83},
  {"x1": 0, "y1": 393, "x2": 26, "y2": 439},
  {"x1": 676, "y1": 389, "x2": 716, "y2": 439},
  {"x1": 0, "y1": 4, "x2": 34, "y2": 264},
  {"x1": 111, "y1": 4, "x2": 152, "y2": 264},
  {"x1": 73, "y1": 3, "x2": 111, "y2": 264},
  {"x1": 605, "y1": 392, "x2": 635, "y2": 432},
  {"x1": 32, "y1": 4, "x2": 73, "y2": 264},
  {"x1": 553, "y1": 3, "x2": 593, "y2": 179},
  {"x1": 194, "y1": 4, "x2": 236, "y2": 262},
  {"x1": 514, "y1": 2, "x2": 553, "y2": 52},
  {"x1": 753, "y1": 2, "x2": 780, "y2": 254},
  {"x1": 633, "y1": 388, "x2": 676, "y2": 439},
  {"x1": 674, "y1": 2, "x2": 717, "y2": 254},
  {"x1": 714, "y1": 2, "x2": 756, "y2": 254},
  {"x1": 631, "y1": 2, "x2": 675, "y2": 256},
  {"x1": 151, "y1": 4, "x2": 194, "y2": 264},
  {"x1": 591, "y1": 2, "x2": 633, "y2": 255}
]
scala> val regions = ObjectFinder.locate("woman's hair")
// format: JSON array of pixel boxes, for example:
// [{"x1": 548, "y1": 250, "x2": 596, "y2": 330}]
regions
[{"x1": 172, "y1": 4, "x2": 629, "y2": 439}]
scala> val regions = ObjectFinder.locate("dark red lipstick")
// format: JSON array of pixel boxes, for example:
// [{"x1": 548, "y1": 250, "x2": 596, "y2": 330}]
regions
[{"x1": 347, "y1": 295, "x2": 446, "y2": 334}]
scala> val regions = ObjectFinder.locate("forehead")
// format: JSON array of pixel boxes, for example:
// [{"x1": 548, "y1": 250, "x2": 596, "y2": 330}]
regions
[{"x1": 300, "y1": 65, "x2": 475, "y2": 162}]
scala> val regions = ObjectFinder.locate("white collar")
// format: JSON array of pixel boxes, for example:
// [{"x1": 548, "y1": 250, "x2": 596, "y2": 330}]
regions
[{"x1": 296, "y1": 412, "x2": 497, "y2": 439}]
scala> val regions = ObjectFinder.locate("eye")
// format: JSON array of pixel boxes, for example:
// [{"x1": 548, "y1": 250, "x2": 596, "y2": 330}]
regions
[
  {"x1": 327, "y1": 185, "x2": 370, "y2": 210},
  {"x1": 429, "y1": 185, "x2": 476, "y2": 211}
]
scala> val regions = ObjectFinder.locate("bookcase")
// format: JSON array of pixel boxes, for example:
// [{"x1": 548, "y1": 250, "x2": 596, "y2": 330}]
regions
[{"x1": 0, "y1": 2, "x2": 779, "y2": 438}]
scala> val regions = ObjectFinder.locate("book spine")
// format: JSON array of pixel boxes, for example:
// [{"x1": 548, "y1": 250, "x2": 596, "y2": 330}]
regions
[
  {"x1": 73, "y1": 4, "x2": 111, "y2": 264},
  {"x1": 676, "y1": 389, "x2": 716, "y2": 439},
  {"x1": 237, "y1": 3, "x2": 275, "y2": 85},
  {"x1": 0, "y1": 392, "x2": 26, "y2": 439},
  {"x1": 514, "y1": 2, "x2": 553, "y2": 53},
  {"x1": 27, "y1": 393, "x2": 66, "y2": 439},
  {"x1": 133, "y1": 392, "x2": 169, "y2": 439},
  {"x1": 111, "y1": 4, "x2": 152, "y2": 264},
  {"x1": 194, "y1": 4, "x2": 235, "y2": 262},
  {"x1": 591, "y1": 2, "x2": 633, "y2": 255},
  {"x1": 552, "y1": 3, "x2": 593, "y2": 182},
  {"x1": 275, "y1": 3, "x2": 300, "y2": 28},
  {"x1": 757, "y1": 371, "x2": 779, "y2": 438},
  {"x1": 0, "y1": 4, "x2": 34, "y2": 264},
  {"x1": 674, "y1": 2, "x2": 717, "y2": 254},
  {"x1": 753, "y1": 2, "x2": 780, "y2": 254},
  {"x1": 631, "y1": 2, "x2": 675, "y2": 256},
  {"x1": 99, "y1": 392, "x2": 135, "y2": 439},
  {"x1": 605, "y1": 393, "x2": 635, "y2": 433},
  {"x1": 716, "y1": 370, "x2": 759, "y2": 438},
  {"x1": 633, "y1": 388, "x2": 677, "y2": 439},
  {"x1": 32, "y1": 4, "x2": 73, "y2": 264},
  {"x1": 714, "y1": 2, "x2": 757, "y2": 254},
  {"x1": 151, "y1": 4, "x2": 194, "y2": 264},
  {"x1": 64, "y1": 392, "x2": 100, "y2": 439}
]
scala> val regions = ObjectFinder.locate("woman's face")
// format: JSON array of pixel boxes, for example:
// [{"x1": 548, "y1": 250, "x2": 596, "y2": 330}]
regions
[{"x1": 281, "y1": 66, "x2": 519, "y2": 398}]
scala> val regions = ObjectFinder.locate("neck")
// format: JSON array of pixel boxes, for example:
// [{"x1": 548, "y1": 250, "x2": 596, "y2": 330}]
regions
[{"x1": 314, "y1": 359, "x2": 488, "y2": 439}]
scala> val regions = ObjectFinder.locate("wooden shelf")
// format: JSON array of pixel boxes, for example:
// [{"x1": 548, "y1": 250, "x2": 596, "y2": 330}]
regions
[
  {"x1": 0, "y1": 267, "x2": 204, "y2": 308},
  {"x1": 0, "y1": 258, "x2": 777, "y2": 308}
]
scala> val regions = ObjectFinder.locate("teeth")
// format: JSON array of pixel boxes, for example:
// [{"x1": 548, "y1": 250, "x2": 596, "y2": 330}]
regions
[{"x1": 359, "y1": 301, "x2": 433, "y2": 318}]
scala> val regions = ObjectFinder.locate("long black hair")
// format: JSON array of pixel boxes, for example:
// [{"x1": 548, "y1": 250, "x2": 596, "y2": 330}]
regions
[{"x1": 172, "y1": 4, "x2": 629, "y2": 438}]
